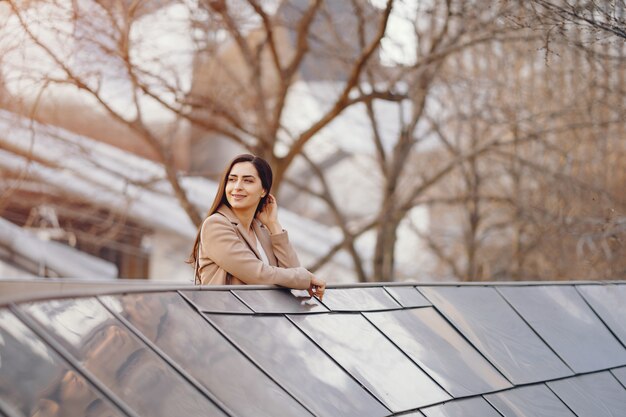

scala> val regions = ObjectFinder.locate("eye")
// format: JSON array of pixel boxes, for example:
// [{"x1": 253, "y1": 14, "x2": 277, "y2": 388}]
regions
[
  {"x1": 244, "y1": 178, "x2": 253, "y2": 183},
  {"x1": 227, "y1": 177, "x2": 236, "y2": 182}
]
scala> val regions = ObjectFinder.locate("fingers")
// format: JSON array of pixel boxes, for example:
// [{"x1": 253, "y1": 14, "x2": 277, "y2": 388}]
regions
[{"x1": 309, "y1": 277, "x2": 326, "y2": 301}]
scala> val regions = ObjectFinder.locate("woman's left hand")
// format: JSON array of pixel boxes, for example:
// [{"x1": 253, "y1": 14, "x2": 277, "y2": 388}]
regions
[{"x1": 257, "y1": 194, "x2": 281, "y2": 233}]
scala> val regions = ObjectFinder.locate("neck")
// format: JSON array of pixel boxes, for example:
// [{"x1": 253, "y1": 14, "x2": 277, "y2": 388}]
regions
[{"x1": 231, "y1": 207, "x2": 256, "y2": 231}]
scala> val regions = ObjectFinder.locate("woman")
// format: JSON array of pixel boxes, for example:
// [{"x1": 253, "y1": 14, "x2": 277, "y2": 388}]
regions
[{"x1": 189, "y1": 154, "x2": 325, "y2": 299}]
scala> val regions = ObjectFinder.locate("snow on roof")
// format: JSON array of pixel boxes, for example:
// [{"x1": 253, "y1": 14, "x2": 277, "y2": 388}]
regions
[
  {"x1": 0, "y1": 216, "x2": 118, "y2": 279},
  {"x1": 0, "y1": 109, "x2": 345, "y2": 263}
]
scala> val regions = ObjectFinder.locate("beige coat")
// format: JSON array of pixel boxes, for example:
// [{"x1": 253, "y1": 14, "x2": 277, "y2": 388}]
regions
[{"x1": 197, "y1": 205, "x2": 313, "y2": 288}]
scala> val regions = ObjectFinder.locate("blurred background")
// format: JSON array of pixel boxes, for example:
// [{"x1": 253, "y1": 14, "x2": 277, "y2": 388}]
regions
[{"x1": 0, "y1": 0, "x2": 624, "y2": 283}]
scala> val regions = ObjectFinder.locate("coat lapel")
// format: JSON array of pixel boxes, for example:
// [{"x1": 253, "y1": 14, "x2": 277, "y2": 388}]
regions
[
  {"x1": 217, "y1": 205, "x2": 262, "y2": 260},
  {"x1": 253, "y1": 221, "x2": 278, "y2": 266}
]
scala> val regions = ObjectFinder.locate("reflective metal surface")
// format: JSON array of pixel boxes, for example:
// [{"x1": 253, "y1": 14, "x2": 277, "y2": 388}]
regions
[
  {"x1": 578, "y1": 284, "x2": 626, "y2": 346},
  {"x1": 611, "y1": 366, "x2": 626, "y2": 386},
  {"x1": 21, "y1": 298, "x2": 226, "y2": 417},
  {"x1": 384, "y1": 286, "x2": 431, "y2": 308},
  {"x1": 208, "y1": 314, "x2": 389, "y2": 417},
  {"x1": 180, "y1": 290, "x2": 252, "y2": 313},
  {"x1": 321, "y1": 287, "x2": 401, "y2": 311},
  {"x1": 420, "y1": 286, "x2": 571, "y2": 384},
  {"x1": 499, "y1": 285, "x2": 626, "y2": 373},
  {"x1": 0, "y1": 309, "x2": 123, "y2": 417},
  {"x1": 103, "y1": 293, "x2": 310, "y2": 417},
  {"x1": 291, "y1": 313, "x2": 450, "y2": 412},
  {"x1": 365, "y1": 308, "x2": 511, "y2": 397},
  {"x1": 232, "y1": 289, "x2": 328, "y2": 314},
  {"x1": 548, "y1": 371, "x2": 626, "y2": 417},
  {"x1": 421, "y1": 397, "x2": 503, "y2": 417},
  {"x1": 485, "y1": 385, "x2": 576, "y2": 417}
]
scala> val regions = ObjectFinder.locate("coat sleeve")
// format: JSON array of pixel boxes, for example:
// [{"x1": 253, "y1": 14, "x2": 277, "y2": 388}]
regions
[
  {"x1": 200, "y1": 215, "x2": 312, "y2": 289},
  {"x1": 269, "y1": 230, "x2": 301, "y2": 268}
]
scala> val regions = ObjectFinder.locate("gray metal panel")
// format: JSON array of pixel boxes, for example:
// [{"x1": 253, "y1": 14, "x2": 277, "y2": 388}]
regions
[
  {"x1": 0, "y1": 309, "x2": 124, "y2": 417},
  {"x1": 232, "y1": 289, "x2": 328, "y2": 314},
  {"x1": 103, "y1": 293, "x2": 311, "y2": 417},
  {"x1": 548, "y1": 371, "x2": 626, "y2": 417},
  {"x1": 421, "y1": 397, "x2": 502, "y2": 417},
  {"x1": 207, "y1": 314, "x2": 389, "y2": 417},
  {"x1": 290, "y1": 313, "x2": 450, "y2": 412},
  {"x1": 420, "y1": 286, "x2": 572, "y2": 384},
  {"x1": 384, "y1": 286, "x2": 431, "y2": 308},
  {"x1": 499, "y1": 285, "x2": 626, "y2": 373},
  {"x1": 612, "y1": 366, "x2": 626, "y2": 386},
  {"x1": 181, "y1": 290, "x2": 252, "y2": 313},
  {"x1": 21, "y1": 299, "x2": 226, "y2": 417},
  {"x1": 321, "y1": 287, "x2": 401, "y2": 311},
  {"x1": 485, "y1": 384, "x2": 576, "y2": 417},
  {"x1": 578, "y1": 284, "x2": 626, "y2": 346},
  {"x1": 365, "y1": 308, "x2": 511, "y2": 397}
]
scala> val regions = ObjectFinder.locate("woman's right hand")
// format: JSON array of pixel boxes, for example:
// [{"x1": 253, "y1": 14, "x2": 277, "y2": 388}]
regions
[{"x1": 308, "y1": 275, "x2": 326, "y2": 301}]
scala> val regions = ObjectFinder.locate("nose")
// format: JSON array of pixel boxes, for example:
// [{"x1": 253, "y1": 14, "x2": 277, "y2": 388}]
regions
[{"x1": 234, "y1": 179, "x2": 244, "y2": 190}]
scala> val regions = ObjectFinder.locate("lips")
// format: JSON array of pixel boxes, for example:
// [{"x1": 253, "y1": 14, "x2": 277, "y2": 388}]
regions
[{"x1": 231, "y1": 194, "x2": 246, "y2": 200}]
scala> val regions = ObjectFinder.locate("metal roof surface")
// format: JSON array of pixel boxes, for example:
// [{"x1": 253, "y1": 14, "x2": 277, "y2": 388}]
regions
[{"x1": 1, "y1": 279, "x2": 625, "y2": 416}]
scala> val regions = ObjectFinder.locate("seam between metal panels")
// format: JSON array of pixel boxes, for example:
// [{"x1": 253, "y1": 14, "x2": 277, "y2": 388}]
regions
[
  {"x1": 421, "y1": 371, "x2": 620, "y2": 417},
  {"x1": 610, "y1": 367, "x2": 626, "y2": 391},
  {"x1": 500, "y1": 286, "x2": 626, "y2": 376},
  {"x1": 419, "y1": 396, "x2": 507, "y2": 417},
  {"x1": 284, "y1": 313, "x2": 393, "y2": 415},
  {"x1": 8, "y1": 304, "x2": 138, "y2": 417},
  {"x1": 543, "y1": 382, "x2": 583, "y2": 417},
  {"x1": 382, "y1": 286, "x2": 431, "y2": 309},
  {"x1": 414, "y1": 288, "x2": 515, "y2": 386},
  {"x1": 574, "y1": 285, "x2": 626, "y2": 352},
  {"x1": 224, "y1": 290, "x2": 257, "y2": 313},
  {"x1": 228, "y1": 291, "x2": 330, "y2": 315},
  {"x1": 477, "y1": 394, "x2": 507, "y2": 417},
  {"x1": 359, "y1": 311, "x2": 453, "y2": 400},
  {"x1": 177, "y1": 291, "x2": 318, "y2": 417},
  {"x1": 176, "y1": 289, "x2": 255, "y2": 314},
  {"x1": 493, "y1": 286, "x2": 577, "y2": 376},
  {"x1": 229, "y1": 292, "x2": 331, "y2": 315},
  {"x1": 97, "y1": 296, "x2": 235, "y2": 417}
]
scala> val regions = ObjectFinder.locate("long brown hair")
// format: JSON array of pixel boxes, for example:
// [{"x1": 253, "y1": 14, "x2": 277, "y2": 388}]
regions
[{"x1": 187, "y1": 154, "x2": 273, "y2": 283}]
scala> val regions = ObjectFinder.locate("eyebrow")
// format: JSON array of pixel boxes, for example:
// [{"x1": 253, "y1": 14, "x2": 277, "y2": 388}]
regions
[{"x1": 228, "y1": 174, "x2": 256, "y2": 178}]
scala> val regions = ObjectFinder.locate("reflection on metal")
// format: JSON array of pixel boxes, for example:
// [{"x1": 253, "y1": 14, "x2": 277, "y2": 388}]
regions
[
  {"x1": 364, "y1": 308, "x2": 511, "y2": 397},
  {"x1": 578, "y1": 284, "x2": 626, "y2": 346},
  {"x1": 422, "y1": 396, "x2": 502, "y2": 417},
  {"x1": 498, "y1": 285, "x2": 626, "y2": 373},
  {"x1": 320, "y1": 287, "x2": 400, "y2": 311},
  {"x1": 383, "y1": 286, "x2": 430, "y2": 308},
  {"x1": 232, "y1": 289, "x2": 328, "y2": 314},
  {"x1": 179, "y1": 290, "x2": 252, "y2": 314},
  {"x1": 290, "y1": 313, "x2": 450, "y2": 411},
  {"x1": 1, "y1": 280, "x2": 626, "y2": 416},
  {"x1": 419, "y1": 286, "x2": 572, "y2": 384},
  {"x1": 548, "y1": 371, "x2": 626, "y2": 417},
  {"x1": 485, "y1": 384, "x2": 576, "y2": 417}
]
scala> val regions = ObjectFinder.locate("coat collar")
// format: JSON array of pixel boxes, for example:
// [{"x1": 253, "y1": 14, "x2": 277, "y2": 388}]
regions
[{"x1": 217, "y1": 205, "x2": 274, "y2": 265}]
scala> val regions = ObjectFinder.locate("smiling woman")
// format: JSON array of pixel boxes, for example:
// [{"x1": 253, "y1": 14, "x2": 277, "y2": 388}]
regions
[{"x1": 188, "y1": 154, "x2": 325, "y2": 299}]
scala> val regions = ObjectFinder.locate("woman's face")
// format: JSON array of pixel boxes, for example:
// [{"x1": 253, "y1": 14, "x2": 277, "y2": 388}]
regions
[{"x1": 225, "y1": 162, "x2": 265, "y2": 212}]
